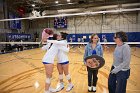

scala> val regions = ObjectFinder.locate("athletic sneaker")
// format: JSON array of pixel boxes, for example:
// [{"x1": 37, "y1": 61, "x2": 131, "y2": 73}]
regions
[
  {"x1": 92, "y1": 86, "x2": 96, "y2": 92},
  {"x1": 66, "y1": 83, "x2": 74, "y2": 92},
  {"x1": 49, "y1": 87, "x2": 57, "y2": 92},
  {"x1": 56, "y1": 82, "x2": 64, "y2": 92},
  {"x1": 44, "y1": 90, "x2": 51, "y2": 93},
  {"x1": 88, "y1": 86, "x2": 92, "y2": 92}
]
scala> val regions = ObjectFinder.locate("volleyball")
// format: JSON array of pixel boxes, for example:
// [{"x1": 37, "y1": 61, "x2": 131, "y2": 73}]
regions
[{"x1": 41, "y1": 28, "x2": 54, "y2": 43}]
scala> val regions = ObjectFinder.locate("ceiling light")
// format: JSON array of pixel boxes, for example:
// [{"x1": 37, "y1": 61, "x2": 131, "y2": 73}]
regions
[
  {"x1": 67, "y1": 0, "x2": 70, "y2": 2},
  {"x1": 32, "y1": 4, "x2": 35, "y2": 7},
  {"x1": 55, "y1": 1, "x2": 59, "y2": 4},
  {"x1": 58, "y1": 9, "x2": 81, "y2": 13}
]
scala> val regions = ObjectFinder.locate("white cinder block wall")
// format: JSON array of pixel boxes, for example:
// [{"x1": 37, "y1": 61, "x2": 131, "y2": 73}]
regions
[{"x1": 49, "y1": 12, "x2": 140, "y2": 34}]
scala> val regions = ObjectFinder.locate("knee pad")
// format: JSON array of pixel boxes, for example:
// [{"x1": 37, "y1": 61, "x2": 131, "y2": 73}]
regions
[
  {"x1": 66, "y1": 74, "x2": 71, "y2": 80},
  {"x1": 59, "y1": 74, "x2": 63, "y2": 80},
  {"x1": 46, "y1": 78, "x2": 51, "y2": 84}
]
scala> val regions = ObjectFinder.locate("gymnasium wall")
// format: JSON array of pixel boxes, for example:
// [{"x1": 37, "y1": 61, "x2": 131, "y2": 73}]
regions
[
  {"x1": 48, "y1": 12, "x2": 140, "y2": 42},
  {"x1": 0, "y1": 8, "x2": 140, "y2": 42},
  {"x1": 67, "y1": 32, "x2": 140, "y2": 42},
  {"x1": 0, "y1": 0, "x2": 4, "y2": 29},
  {"x1": 50, "y1": 13, "x2": 140, "y2": 33},
  {"x1": 26, "y1": 12, "x2": 140, "y2": 42}
]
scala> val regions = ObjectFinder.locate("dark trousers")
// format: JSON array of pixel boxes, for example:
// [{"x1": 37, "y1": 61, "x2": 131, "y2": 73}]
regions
[
  {"x1": 108, "y1": 66, "x2": 130, "y2": 93},
  {"x1": 87, "y1": 67, "x2": 98, "y2": 86}
]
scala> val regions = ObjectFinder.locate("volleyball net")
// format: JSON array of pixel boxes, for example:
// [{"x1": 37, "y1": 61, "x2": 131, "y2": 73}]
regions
[{"x1": 0, "y1": 41, "x2": 140, "y2": 45}]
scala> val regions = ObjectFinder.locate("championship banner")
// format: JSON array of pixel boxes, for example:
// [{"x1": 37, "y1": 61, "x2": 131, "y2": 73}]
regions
[
  {"x1": 84, "y1": 55, "x2": 105, "y2": 70},
  {"x1": 9, "y1": 13, "x2": 21, "y2": 29},
  {"x1": 54, "y1": 17, "x2": 67, "y2": 29}
]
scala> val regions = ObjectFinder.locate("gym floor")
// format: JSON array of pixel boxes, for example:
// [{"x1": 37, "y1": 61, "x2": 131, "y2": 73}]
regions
[{"x1": 0, "y1": 46, "x2": 140, "y2": 93}]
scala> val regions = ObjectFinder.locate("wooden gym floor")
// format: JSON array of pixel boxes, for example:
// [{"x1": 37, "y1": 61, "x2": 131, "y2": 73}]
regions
[{"x1": 0, "y1": 46, "x2": 140, "y2": 93}]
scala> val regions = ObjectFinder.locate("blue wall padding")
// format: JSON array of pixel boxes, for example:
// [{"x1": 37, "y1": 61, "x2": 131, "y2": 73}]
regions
[{"x1": 67, "y1": 32, "x2": 140, "y2": 42}]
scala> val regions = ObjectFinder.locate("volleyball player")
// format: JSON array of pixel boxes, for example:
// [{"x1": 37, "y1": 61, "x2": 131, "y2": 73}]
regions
[
  {"x1": 41, "y1": 29, "x2": 69, "y2": 93},
  {"x1": 46, "y1": 32, "x2": 74, "y2": 92}
]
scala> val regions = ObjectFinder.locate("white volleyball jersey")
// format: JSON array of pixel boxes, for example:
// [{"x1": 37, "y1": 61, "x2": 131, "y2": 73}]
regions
[
  {"x1": 42, "y1": 40, "x2": 69, "y2": 64},
  {"x1": 57, "y1": 40, "x2": 69, "y2": 63},
  {"x1": 42, "y1": 43, "x2": 58, "y2": 63}
]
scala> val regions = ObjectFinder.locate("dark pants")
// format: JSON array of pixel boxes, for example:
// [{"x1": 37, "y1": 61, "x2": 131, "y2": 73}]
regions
[
  {"x1": 108, "y1": 66, "x2": 130, "y2": 93},
  {"x1": 87, "y1": 67, "x2": 98, "y2": 86}
]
